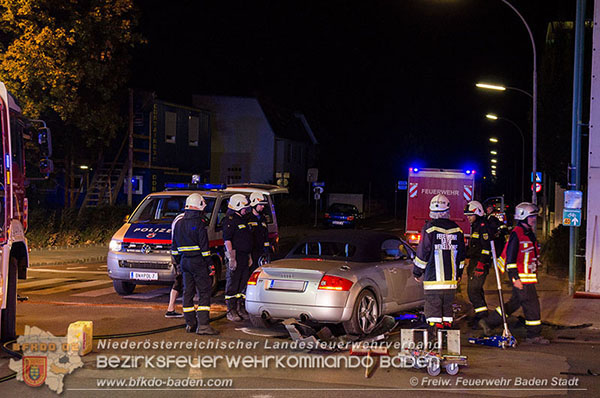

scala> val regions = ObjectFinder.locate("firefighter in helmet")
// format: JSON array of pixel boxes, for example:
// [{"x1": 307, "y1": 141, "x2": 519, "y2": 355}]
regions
[
  {"x1": 464, "y1": 200, "x2": 493, "y2": 322},
  {"x1": 480, "y1": 202, "x2": 549, "y2": 344},
  {"x1": 247, "y1": 192, "x2": 271, "y2": 273},
  {"x1": 413, "y1": 194, "x2": 466, "y2": 329},
  {"x1": 171, "y1": 193, "x2": 218, "y2": 335},
  {"x1": 223, "y1": 194, "x2": 253, "y2": 322}
]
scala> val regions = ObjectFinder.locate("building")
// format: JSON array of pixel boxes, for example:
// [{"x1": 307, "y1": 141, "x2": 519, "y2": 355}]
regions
[{"x1": 192, "y1": 95, "x2": 318, "y2": 193}]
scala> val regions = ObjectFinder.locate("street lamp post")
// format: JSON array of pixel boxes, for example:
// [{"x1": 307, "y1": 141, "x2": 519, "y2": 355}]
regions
[
  {"x1": 499, "y1": 0, "x2": 537, "y2": 205},
  {"x1": 486, "y1": 114, "x2": 525, "y2": 202}
]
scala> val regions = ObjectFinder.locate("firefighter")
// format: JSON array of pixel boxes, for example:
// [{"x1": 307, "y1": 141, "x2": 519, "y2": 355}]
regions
[
  {"x1": 479, "y1": 202, "x2": 549, "y2": 344},
  {"x1": 223, "y1": 193, "x2": 253, "y2": 322},
  {"x1": 485, "y1": 203, "x2": 509, "y2": 247},
  {"x1": 464, "y1": 200, "x2": 493, "y2": 321},
  {"x1": 413, "y1": 194, "x2": 466, "y2": 329},
  {"x1": 248, "y1": 191, "x2": 271, "y2": 274},
  {"x1": 171, "y1": 193, "x2": 218, "y2": 335}
]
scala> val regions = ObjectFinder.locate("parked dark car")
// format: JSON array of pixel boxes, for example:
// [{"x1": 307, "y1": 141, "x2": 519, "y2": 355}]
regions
[{"x1": 324, "y1": 203, "x2": 361, "y2": 228}]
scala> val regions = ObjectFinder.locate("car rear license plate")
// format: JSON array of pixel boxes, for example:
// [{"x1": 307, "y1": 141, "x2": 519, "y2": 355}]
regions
[
  {"x1": 268, "y1": 279, "x2": 306, "y2": 291},
  {"x1": 332, "y1": 221, "x2": 344, "y2": 225},
  {"x1": 130, "y1": 271, "x2": 158, "y2": 281}
]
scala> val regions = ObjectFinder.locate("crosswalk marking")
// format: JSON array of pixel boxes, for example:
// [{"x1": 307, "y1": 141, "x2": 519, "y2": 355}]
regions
[
  {"x1": 124, "y1": 287, "x2": 171, "y2": 300},
  {"x1": 28, "y1": 268, "x2": 106, "y2": 275},
  {"x1": 72, "y1": 286, "x2": 117, "y2": 298},
  {"x1": 32, "y1": 280, "x2": 112, "y2": 295},
  {"x1": 17, "y1": 278, "x2": 70, "y2": 289}
]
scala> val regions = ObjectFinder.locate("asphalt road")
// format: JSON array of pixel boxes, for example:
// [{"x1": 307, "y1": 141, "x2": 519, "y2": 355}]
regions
[{"x1": 0, "y1": 258, "x2": 598, "y2": 397}]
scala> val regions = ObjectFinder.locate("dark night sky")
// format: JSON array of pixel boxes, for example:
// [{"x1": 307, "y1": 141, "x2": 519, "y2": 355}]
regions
[{"x1": 130, "y1": 0, "x2": 577, "y2": 201}]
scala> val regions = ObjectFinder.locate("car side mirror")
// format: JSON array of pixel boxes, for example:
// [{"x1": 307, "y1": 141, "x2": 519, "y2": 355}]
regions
[{"x1": 123, "y1": 214, "x2": 130, "y2": 223}]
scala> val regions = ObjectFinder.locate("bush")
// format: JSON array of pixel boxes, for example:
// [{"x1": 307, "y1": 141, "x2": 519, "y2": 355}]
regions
[
  {"x1": 27, "y1": 205, "x2": 131, "y2": 248},
  {"x1": 275, "y1": 196, "x2": 312, "y2": 226}
]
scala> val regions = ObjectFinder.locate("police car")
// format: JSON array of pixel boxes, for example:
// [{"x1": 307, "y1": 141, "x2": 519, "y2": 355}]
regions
[{"x1": 107, "y1": 183, "x2": 287, "y2": 295}]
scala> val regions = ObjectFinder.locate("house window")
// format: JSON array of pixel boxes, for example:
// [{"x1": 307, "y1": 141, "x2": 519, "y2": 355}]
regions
[
  {"x1": 165, "y1": 111, "x2": 177, "y2": 143},
  {"x1": 189, "y1": 116, "x2": 199, "y2": 146}
]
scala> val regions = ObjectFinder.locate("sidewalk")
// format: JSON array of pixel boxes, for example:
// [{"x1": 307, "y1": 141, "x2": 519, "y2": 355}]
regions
[
  {"x1": 28, "y1": 244, "x2": 108, "y2": 266},
  {"x1": 466, "y1": 270, "x2": 600, "y2": 330}
]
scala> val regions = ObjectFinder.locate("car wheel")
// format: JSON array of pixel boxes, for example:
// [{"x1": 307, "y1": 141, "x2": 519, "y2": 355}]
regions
[
  {"x1": 343, "y1": 289, "x2": 379, "y2": 335},
  {"x1": 113, "y1": 280, "x2": 136, "y2": 295},
  {"x1": 249, "y1": 314, "x2": 274, "y2": 329}
]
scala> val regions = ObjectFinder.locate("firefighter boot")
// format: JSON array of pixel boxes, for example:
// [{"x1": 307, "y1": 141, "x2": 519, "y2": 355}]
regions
[
  {"x1": 237, "y1": 299, "x2": 249, "y2": 320},
  {"x1": 195, "y1": 308, "x2": 219, "y2": 335},
  {"x1": 184, "y1": 311, "x2": 197, "y2": 333},
  {"x1": 226, "y1": 298, "x2": 242, "y2": 322}
]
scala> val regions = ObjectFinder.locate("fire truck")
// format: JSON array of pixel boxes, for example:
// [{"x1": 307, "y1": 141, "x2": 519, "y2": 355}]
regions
[
  {"x1": 0, "y1": 82, "x2": 52, "y2": 342},
  {"x1": 405, "y1": 168, "x2": 476, "y2": 245}
]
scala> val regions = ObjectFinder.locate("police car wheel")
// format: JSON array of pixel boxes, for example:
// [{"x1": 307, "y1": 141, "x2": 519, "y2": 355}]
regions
[{"x1": 113, "y1": 280, "x2": 136, "y2": 295}]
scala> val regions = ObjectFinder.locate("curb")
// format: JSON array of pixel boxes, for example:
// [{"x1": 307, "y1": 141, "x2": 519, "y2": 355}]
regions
[
  {"x1": 29, "y1": 243, "x2": 108, "y2": 252},
  {"x1": 29, "y1": 255, "x2": 107, "y2": 267}
]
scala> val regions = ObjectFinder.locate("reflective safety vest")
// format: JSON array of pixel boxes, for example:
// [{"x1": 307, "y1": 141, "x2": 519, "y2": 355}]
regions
[{"x1": 497, "y1": 225, "x2": 539, "y2": 284}]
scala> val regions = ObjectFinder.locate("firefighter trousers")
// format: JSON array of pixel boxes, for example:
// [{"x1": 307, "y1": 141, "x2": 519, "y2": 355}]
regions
[
  {"x1": 468, "y1": 268, "x2": 490, "y2": 319},
  {"x1": 181, "y1": 256, "x2": 212, "y2": 328},
  {"x1": 424, "y1": 289, "x2": 455, "y2": 325},
  {"x1": 487, "y1": 283, "x2": 542, "y2": 338},
  {"x1": 225, "y1": 251, "x2": 250, "y2": 309}
]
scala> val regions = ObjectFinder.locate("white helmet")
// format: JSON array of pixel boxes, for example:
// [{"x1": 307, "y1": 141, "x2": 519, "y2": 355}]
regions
[
  {"x1": 228, "y1": 194, "x2": 249, "y2": 211},
  {"x1": 514, "y1": 202, "x2": 539, "y2": 220},
  {"x1": 185, "y1": 193, "x2": 206, "y2": 211},
  {"x1": 464, "y1": 200, "x2": 484, "y2": 217},
  {"x1": 430, "y1": 194, "x2": 450, "y2": 212},
  {"x1": 249, "y1": 192, "x2": 267, "y2": 207}
]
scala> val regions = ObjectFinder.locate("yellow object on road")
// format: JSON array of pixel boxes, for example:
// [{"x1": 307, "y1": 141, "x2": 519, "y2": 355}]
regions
[{"x1": 67, "y1": 321, "x2": 93, "y2": 356}]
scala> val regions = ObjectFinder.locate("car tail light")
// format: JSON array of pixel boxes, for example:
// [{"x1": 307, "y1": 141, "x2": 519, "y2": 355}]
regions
[
  {"x1": 347, "y1": 216, "x2": 354, "y2": 221},
  {"x1": 324, "y1": 213, "x2": 330, "y2": 218},
  {"x1": 247, "y1": 270, "x2": 261, "y2": 285},
  {"x1": 318, "y1": 275, "x2": 353, "y2": 291}
]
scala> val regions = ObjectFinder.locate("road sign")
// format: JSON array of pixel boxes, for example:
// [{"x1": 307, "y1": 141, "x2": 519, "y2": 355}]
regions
[
  {"x1": 397, "y1": 180, "x2": 408, "y2": 190},
  {"x1": 531, "y1": 183, "x2": 542, "y2": 193},
  {"x1": 314, "y1": 193, "x2": 321, "y2": 200},
  {"x1": 564, "y1": 190, "x2": 583, "y2": 209},
  {"x1": 307, "y1": 168, "x2": 318, "y2": 183},
  {"x1": 531, "y1": 172, "x2": 542, "y2": 183},
  {"x1": 563, "y1": 209, "x2": 582, "y2": 227},
  {"x1": 313, "y1": 186, "x2": 324, "y2": 194},
  {"x1": 312, "y1": 181, "x2": 325, "y2": 187}
]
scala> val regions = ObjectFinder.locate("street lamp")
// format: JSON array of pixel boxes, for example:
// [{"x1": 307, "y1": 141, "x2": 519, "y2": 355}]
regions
[
  {"x1": 477, "y1": 82, "x2": 533, "y2": 99},
  {"x1": 491, "y1": 159, "x2": 498, "y2": 163},
  {"x1": 490, "y1": 150, "x2": 497, "y2": 155},
  {"x1": 496, "y1": 0, "x2": 537, "y2": 203},
  {"x1": 486, "y1": 113, "x2": 525, "y2": 201},
  {"x1": 489, "y1": 137, "x2": 499, "y2": 143}
]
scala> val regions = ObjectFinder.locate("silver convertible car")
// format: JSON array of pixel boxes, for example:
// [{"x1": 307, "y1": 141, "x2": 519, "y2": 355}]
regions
[{"x1": 245, "y1": 230, "x2": 425, "y2": 335}]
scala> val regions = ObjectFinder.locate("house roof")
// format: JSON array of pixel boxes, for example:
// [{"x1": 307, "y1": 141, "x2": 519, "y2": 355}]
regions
[{"x1": 259, "y1": 99, "x2": 317, "y2": 144}]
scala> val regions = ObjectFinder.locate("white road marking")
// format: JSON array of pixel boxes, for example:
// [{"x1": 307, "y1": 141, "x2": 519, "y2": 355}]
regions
[
  {"x1": 72, "y1": 286, "x2": 117, "y2": 298},
  {"x1": 123, "y1": 287, "x2": 171, "y2": 300},
  {"x1": 28, "y1": 268, "x2": 106, "y2": 275},
  {"x1": 32, "y1": 280, "x2": 112, "y2": 295},
  {"x1": 17, "y1": 278, "x2": 71, "y2": 289},
  {"x1": 66, "y1": 266, "x2": 88, "y2": 270}
]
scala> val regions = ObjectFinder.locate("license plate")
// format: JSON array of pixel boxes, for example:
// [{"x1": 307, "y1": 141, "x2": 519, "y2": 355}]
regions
[
  {"x1": 130, "y1": 271, "x2": 158, "y2": 281},
  {"x1": 268, "y1": 279, "x2": 306, "y2": 291},
  {"x1": 332, "y1": 221, "x2": 344, "y2": 225}
]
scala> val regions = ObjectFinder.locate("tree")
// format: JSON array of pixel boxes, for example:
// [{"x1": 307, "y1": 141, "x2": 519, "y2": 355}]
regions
[{"x1": 0, "y1": 0, "x2": 143, "y2": 147}]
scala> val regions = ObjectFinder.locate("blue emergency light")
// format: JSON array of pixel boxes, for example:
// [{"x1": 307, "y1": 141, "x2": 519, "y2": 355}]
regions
[
  {"x1": 409, "y1": 167, "x2": 419, "y2": 173},
  {"x1": 465, "y1": 169, "x2": 476, "y2": 175}
]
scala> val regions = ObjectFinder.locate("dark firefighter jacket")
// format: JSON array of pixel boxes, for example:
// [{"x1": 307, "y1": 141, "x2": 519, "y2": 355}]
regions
[
  {"x1": 413, "y1": 218, "x2": 466, "y2": 290},
  {"x1": 171, "y1": 210, "x2": 211, "y2": 262}
]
